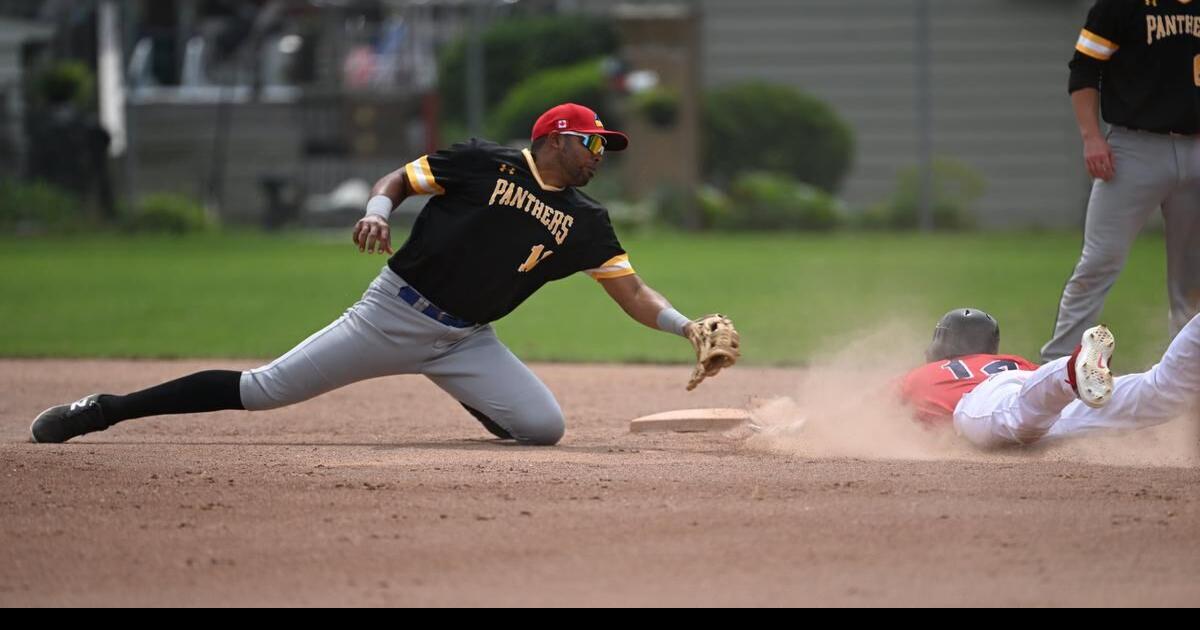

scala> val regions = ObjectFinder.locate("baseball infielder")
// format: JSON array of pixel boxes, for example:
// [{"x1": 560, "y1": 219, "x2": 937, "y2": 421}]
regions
[
  {"x1": 904, "y1": 308, "x2": 1200, "y2": 449},
  {"x1": 30, "y1": 103, "x2": 740, "y2": 446},
  {"x1": 1043, "y1": 0, "x2": 1200, "y2": 361}
]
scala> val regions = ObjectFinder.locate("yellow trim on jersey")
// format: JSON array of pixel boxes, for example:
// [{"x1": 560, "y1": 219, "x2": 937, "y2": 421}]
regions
[
  {"x1": 404, "y1": 156, "x2": 445, "y2": 195},
  {"x1": 589, "y1": 268, "x2": 637, "y2": 280},
  {"x1": 1080, "y1": 29, "x2": 1117, "y2": 51},
  {"x1": 522, "y1": 148, "x2": 565, "y2": 192},
  {"x1": 1076, "y1": 29, "x2": 1118, "y2": 61},
  {"x1": 585, "y1": 254, "x2": 636, "y2": 280}
]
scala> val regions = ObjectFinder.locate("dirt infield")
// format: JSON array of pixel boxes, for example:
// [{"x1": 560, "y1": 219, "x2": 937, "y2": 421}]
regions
[{"x1": 2, "y1": 359, "x2": 1198, "y2": 607}]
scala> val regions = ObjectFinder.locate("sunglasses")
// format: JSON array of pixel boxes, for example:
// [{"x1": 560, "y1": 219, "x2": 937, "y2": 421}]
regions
[{"x1": 558, "y1": 131, "x2": 607, "y2": 156}]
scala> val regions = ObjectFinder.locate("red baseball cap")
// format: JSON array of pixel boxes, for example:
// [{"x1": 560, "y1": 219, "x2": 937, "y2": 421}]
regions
[{"x1": 531, "y1": 103, "x2": 629, "y2": 151}]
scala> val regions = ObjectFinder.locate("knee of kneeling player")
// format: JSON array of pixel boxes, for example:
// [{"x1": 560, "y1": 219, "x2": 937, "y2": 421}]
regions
[{"x1": 511, "y1": 409, "x2": 565, "y2": 446}]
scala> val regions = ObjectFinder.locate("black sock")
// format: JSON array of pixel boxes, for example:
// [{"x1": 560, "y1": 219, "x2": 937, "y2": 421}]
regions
[{"x1": 98, "y1": 370, "x2": 245, "y2": 426}]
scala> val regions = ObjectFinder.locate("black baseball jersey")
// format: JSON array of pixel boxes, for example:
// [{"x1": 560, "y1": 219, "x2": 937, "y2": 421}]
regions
[
  {"x1": 387, "y1": 138, "x2": 635, "y2": 324},
  {"x1": 1068, "y1": 0, "x2": 1200, "y2": 134}
]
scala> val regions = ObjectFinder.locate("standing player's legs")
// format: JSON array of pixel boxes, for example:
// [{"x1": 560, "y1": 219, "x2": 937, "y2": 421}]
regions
[
  {"x1": 1161, "y1": 136, "x2": 1200, "y2": 338},
  {"x1": 953, "y1": 359, "x2": 1077, "y2": 448},
  {"x1": 1042, "y1": 128, "x2": 1175, "y2": 361},
  {"x1": 1048, "y1": 313, "x2": 1200, "y2": 439},
  {"x1": 420, "y1": 325, "x2": 565, "y2": 446}
]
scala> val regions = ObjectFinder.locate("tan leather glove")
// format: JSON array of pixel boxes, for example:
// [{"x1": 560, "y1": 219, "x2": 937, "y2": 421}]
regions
[{"x1": 685, "y1": 314, "x2": 741, "y2": 391}]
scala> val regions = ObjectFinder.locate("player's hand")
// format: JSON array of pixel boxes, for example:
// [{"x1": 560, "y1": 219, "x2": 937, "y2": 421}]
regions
[
  {"x1": 1083, "y1": 135, "x2": 1115, "y2": 182},
  {"x1": 353, "y1": 215, "x2": 393, "y2": 255}
]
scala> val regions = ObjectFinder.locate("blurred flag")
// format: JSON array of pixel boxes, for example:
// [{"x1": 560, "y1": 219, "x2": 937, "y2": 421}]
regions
[{"x1": 97, "y1": 0, "x2": 126, "y2": 157}]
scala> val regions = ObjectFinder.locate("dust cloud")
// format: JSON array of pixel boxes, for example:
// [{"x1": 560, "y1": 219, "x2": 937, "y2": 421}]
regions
[{"x1": 743, "y1": 321, "x2": 1199, "y2": 467}]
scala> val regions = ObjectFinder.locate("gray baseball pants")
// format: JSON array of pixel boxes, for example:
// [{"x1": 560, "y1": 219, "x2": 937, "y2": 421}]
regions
[
  {"x1": 238, "y1": 266, "x2": 565, "y2": 445},
  {"x1": 1042, "y1": 126, "x2": 1200, "y2": 361}
]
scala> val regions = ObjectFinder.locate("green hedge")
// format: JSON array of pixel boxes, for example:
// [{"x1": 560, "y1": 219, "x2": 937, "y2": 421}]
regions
[
  {"x1": 0, "y1": 179, "x2": 85, "y2": 233},
  {"x1": 486, "y1": 59, "x2": 618, "y2": 143},
  {"x1": 703, "y1": 81, "x2": 855, "y2": 194},
  {"x1": 862, "y1": 158, "x2": 985, "y2": 230},
  {"x1": 33, "y1": 61, "x2": 95, "y2": 107},
  {"x1": 632, "y1": 87, "x2": 681, "y2": 129},
  {"x1": 439, "y1": 15, "x2": 619, "y2": 128},
  {"x1": 122, "y1": 193, "x2": 216, "y2": 234},
  {"x1": 700, "y1": 172, "x2": 845, "y2": 231}
]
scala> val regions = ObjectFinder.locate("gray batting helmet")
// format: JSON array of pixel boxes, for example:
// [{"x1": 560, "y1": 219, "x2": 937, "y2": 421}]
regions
[{"x1": 925, "y1": 308, "x2": 1000, "y2": 362}]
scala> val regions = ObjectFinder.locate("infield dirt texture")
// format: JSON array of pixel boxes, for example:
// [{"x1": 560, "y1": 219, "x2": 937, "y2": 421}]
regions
[{"x1": 3, "y1": 351, "x2": 1197, "y2": 606}]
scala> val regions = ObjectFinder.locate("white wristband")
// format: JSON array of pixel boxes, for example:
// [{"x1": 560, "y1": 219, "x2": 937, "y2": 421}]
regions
[
  {"x1": 365, "y1": 195, "x2": 394, "y2": 219},
  {"x1": 656, "y1": 307, "x2": 690, "y2": 337}
]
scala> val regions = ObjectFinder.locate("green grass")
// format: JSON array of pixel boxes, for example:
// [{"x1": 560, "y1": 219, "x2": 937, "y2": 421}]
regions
[{"x1": 0, "y1": 230, "x2": 1176, "y2": 369}]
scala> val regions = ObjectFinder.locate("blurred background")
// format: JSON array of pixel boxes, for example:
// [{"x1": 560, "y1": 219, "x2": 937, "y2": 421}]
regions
[
  {"x1": 0, "y1": 0, "x2": 1097, "y2": 230},
  {"x1": 0, "y1": 1, "x2": 1175, "y2": 369}
]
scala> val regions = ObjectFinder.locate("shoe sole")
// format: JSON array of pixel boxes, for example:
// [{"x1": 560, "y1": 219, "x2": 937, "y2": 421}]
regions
[{"x1": 1076, "y1": 325, "x2": 1115, "y2": 409}]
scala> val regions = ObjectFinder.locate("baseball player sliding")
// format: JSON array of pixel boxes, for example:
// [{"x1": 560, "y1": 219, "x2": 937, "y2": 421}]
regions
[
  {"x1": 30, "y1": 103, "x2": 740, "y2": 446},
  {"x1": 903, "y1": 308, "x2": 1199, "y2": 449}
]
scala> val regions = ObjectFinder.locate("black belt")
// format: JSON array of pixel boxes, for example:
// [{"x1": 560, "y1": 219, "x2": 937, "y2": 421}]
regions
[
  {"x1": 397, "y1": 286, "x2": 476, "y2": 328},
  {"x1": 1122, "y1": 126, "x2": 1199, "y2": 137}
]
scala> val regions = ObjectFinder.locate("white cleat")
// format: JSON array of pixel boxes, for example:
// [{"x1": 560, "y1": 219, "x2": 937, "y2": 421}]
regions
[{"x1": 1072, "y1": 325, "x2": 1115, "y2": 409}]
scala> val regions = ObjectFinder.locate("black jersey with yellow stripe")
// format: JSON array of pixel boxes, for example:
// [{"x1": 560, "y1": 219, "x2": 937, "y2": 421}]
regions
[
  {"x1": 1068, "y1": 0, "x2": 1200, "y2": 134},
  {"x1": 387, "y1": 138, "x2": 634, "y2": 324}
]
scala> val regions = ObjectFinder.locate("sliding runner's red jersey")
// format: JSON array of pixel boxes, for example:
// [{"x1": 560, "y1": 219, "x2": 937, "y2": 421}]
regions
[{"x1": 900, "y1": 354, "x2": 1038, "y2": 424}]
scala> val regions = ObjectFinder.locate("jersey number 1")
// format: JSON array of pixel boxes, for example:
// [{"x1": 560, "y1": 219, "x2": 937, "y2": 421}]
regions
[
  {"x1": 517, "y1": 244, "x2": 554, "y2": 273},
  {"x1": 1194, "y1": 55, "x2": 1200, "y2": 87}
]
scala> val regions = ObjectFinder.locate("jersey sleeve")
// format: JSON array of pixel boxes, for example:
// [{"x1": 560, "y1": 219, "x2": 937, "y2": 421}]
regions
[
  {"x1": 403, "y1": 138, "x2": 490, "y2": 196},
  {"x1": 581, "y1": 213, "x2": 636, "y2": 280},
  {"x1": 1068, "y1": 0, "x2": 1131, "y2": 92},
  {"x1": 584, "y1": 252, "x2": 635, "y2": 280}
]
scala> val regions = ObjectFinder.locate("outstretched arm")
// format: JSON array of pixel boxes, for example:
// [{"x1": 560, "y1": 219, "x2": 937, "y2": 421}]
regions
[
  {"x1": 598, "y1": 274, "x2": 693, "y2": 336},
  {"x1": 352, "y1": 167, "x2": 415, "y2": 254},
  {"x1": 600, "y1": 274, "x2": 740, "y2": 390}
]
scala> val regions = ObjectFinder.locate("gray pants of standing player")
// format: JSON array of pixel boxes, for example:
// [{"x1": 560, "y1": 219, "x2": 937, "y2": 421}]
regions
[
  {"x1": 237, "y1": 266, "x2": 565, "y2": 445},
  {"x1": 1042, "y1": 127, "x2": 1200, "y2": 361}
]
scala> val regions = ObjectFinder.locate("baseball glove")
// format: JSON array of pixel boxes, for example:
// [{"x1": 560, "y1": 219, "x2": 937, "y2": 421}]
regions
[{"x1": 685, "y1": 314, "x2": 741, "y2": 391}]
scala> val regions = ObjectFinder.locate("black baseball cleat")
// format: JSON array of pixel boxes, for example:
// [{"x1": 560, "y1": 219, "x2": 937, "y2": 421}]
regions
[{"x1": 30, "y1": 394, "x2": 109, "y2": 444}]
